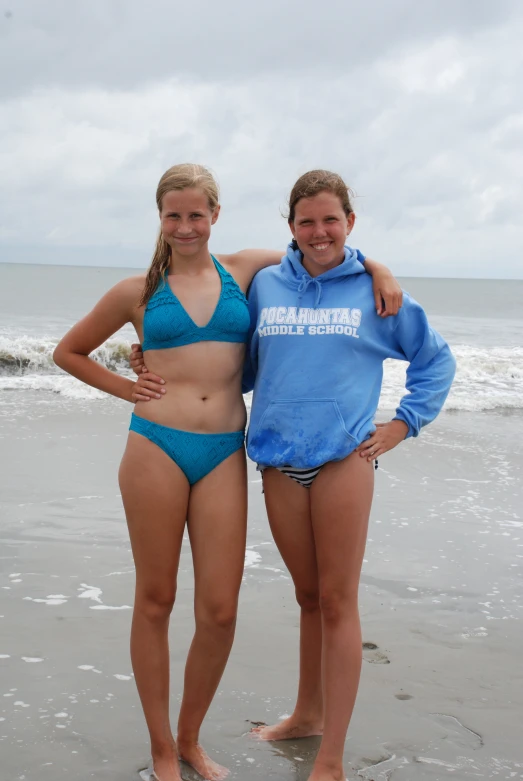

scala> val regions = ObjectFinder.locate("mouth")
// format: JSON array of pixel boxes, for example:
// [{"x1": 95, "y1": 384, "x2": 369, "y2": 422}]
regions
[
  {"x1": 310, "y1": 242, "x2": 333, "y2": 252},
  {"x1": 174, "y1": 237, "x2": 198, "y2": 243}
]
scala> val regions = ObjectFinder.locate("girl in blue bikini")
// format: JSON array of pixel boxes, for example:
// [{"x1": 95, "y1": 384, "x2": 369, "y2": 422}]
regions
[{"x1": 54, "y1": 163, "x2": 401, "y2": 781}]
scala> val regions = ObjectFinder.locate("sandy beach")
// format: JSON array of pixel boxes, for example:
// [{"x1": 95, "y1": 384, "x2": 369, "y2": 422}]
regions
[{"x1": 1, "y1": 394, "x2": 522, "y2": 780}]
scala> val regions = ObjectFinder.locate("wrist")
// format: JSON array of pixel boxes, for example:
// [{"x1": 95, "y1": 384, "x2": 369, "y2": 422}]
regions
[
  {"x1": 391, "y1": 418, "x2": 409, "y2": 438},
  {"x1": 121, "y1": 379, "x2": 136, "y2": 403}
]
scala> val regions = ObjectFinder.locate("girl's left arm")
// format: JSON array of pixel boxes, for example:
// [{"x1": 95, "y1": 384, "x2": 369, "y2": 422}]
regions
[
  {"x1": 224, "y1": 250, "x2": 403, "y2": 316},
  {"x1": 357, "y1": 298, "x2": 456, "y2": 462}
]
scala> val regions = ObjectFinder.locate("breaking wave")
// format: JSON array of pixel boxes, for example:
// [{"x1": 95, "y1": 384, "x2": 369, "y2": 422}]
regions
[{"x1": 1, "y1": 335, "x2": 522, "y2": 411}]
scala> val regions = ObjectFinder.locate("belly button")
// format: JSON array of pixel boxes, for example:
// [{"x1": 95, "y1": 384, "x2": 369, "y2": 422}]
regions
[{"x1": 201, "y1": 396, "x2": 208, "y2": 402}]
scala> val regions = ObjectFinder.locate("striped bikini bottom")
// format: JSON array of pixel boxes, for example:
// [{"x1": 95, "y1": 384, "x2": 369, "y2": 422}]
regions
[{"x1": 258, "y1": 459, "x2": 379, "y2": 489}]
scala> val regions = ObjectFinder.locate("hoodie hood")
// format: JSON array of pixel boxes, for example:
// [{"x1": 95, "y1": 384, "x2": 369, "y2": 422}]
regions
[{"x1": 281, "y1": 243, "x2": 366, "y2": 308}]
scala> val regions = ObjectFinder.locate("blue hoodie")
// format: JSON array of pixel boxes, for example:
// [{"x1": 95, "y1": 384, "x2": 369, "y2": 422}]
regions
[{"x1": 244, "y1": 244, "x2": 456, "y2": 469}]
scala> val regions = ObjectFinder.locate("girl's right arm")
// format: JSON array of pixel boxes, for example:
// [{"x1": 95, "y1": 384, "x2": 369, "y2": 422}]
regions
[{"x1": 53, "y1": 276, "x2": 144, "y2": 403}]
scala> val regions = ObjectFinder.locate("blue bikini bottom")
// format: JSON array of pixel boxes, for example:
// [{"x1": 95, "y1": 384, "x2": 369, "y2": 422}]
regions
[{"x1": 129, "y1": 413, "x2": 245, "y2": 485}]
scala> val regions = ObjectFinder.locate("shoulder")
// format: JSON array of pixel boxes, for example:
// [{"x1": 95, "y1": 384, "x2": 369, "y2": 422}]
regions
[
  {"x1": 252, "y1": 264, "x2": 283, "y2": 282},
  {"x1": 216, "y1": 250, "x2": 283, "y2": 291},
  {"x1": 99, "y1": 274, "x2": 146, "y2": 310}
]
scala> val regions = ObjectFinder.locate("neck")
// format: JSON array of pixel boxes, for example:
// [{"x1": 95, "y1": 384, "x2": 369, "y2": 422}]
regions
[
  {"x1": 168, "y1": 247, "x2": 214, "y2": 276},
  {"x1": 301, "y1": 252, "x2": 345, "y2": 278}
]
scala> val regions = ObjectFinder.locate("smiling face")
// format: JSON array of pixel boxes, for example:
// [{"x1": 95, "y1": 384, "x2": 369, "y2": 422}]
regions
[
  {"x1": 160, "y1": 187, "x2": 220, "y2": 258},
  {"x1": 289, "y1": 190, "x2": 355, "y2": 277}
]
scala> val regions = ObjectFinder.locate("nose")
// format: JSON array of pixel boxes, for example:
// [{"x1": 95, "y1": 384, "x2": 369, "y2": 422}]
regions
[
  {"x1": 177, "y1": 219, "x2": 193, "y2": 235},
  {"x1": 312, "y1": 224, "x2": 327, "y2": 237}
]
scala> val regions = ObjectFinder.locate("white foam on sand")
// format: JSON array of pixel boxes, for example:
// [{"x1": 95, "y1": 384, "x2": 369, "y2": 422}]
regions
[
  {"x1": 21, "y1": 657, "x2": 44, "y2": 663},
  {"x1": 244, "y1": 550, "x2": 262, "y2": 568},
  {"x1": 23, "y1": 596, "x2": 68, "y2": 606},
  {"x1": 78, "y1": 584, "x2": 103, "y2": 603}
]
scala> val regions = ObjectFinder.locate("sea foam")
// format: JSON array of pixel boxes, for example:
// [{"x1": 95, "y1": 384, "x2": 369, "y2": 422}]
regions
[{"x1": 1, "y1": 335, "x2": 522, "y2": 411}]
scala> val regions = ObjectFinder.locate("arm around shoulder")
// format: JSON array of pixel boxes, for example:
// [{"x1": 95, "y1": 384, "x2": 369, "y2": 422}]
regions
[{"x1": 220, "y1": 249, "x2": 283, "y2": 291}]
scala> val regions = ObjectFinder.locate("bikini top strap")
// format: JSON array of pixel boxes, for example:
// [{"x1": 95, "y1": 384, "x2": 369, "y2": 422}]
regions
[{"x1": 210, "y1": 253, "x2": 221, "y2": 271}]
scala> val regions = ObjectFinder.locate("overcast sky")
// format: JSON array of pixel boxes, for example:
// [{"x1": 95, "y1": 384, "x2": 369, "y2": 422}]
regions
[{"x1": 1, "y1": 0, "x2": 522, "y2": 278}]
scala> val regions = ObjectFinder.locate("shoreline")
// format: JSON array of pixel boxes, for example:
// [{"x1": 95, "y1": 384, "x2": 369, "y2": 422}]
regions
[{"x1": 0, "y1": 407, "x2": 522, "y2": 779}]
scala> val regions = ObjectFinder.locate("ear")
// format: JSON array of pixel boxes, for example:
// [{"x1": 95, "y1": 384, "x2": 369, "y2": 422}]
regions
[
  {"x1": 211, "y1": 204, "x2": 221, "y2": 225},
  {"x1": 346, "y1": 212, "x2": 356, "y2": 236}
]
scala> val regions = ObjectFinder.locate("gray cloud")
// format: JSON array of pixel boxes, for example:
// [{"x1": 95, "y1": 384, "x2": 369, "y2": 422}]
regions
[{"x1": 1, "y1": 0, "x2": 522, "y2": 277}]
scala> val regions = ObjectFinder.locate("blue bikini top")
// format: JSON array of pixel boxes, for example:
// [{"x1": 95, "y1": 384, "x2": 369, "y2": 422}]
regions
[{"x1": 142, "y1": 255, "x2": 250, "y2": 351}]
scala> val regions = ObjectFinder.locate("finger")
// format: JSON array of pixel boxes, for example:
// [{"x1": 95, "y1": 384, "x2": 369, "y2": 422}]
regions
[
  {"x1": 381, "y1": 294, "x2": 394, "y2": 317},
  {"x1": 391, "y1": 294, "x2": 399, "y2": 315},
  {"x1": 138, "y1": 382, "x2": 166, "y2": 394},
  {"x1": 374, "y1": 289, "x2": 382, "y2": 316},
  {"x1": 132, "y1": 394, "x2": 151, "y2": 402},
  {"x1": 134, "y1": 385, "x2": 164, "y2": 399},
  {"x1": 358, "y1": 441, "x2": 377, "y2": 456},
  {"x1": 131, "y1": 343, "x2": 141, "y2": 351},
  {"x1": 141, "y1": 365, "x2": 149, "y2": 374}
]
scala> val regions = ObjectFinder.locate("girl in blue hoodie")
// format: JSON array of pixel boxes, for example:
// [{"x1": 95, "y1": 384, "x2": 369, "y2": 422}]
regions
[{"x1": 245, "y1": 170, "x2": 455, "y2": 781}]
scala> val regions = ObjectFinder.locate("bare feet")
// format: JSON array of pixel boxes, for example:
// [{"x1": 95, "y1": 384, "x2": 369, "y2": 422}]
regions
[
  {"x1": 307, "y1": 760, "x2": 346, "y2": 781},
  {"x1": 251, "y1": 714, "x2": 323, "y2": 741},
  {"x1": 177, "y1": 741, "x2": 229, "y2": 781},
  {"x1": 141, "y1": 753, "x2": 182, "y2": 781}
]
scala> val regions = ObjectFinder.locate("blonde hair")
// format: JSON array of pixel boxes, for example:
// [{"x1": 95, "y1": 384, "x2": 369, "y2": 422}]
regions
[{"x1": 140, "y1": 164, "x2": 220, "y2": 306}]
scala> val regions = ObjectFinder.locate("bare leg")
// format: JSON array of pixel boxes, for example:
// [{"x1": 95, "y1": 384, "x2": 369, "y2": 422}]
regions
[
  {"x1": 307, "y1": 451, "x2": 374, "y2": 781},
  {"x1": 119, "y1": 432, "x2": 190, "y2": 781},
  {"x1": 177, "y1": 447, "x2": 247, "y2": 781},
  {"x1": 252, "y1": 468, "x2": 323, "y2": 741}
]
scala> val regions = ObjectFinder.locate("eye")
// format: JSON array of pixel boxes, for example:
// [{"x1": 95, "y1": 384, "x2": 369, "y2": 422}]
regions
[{"x1": 190, "y1": 213, "x2": 203, "y2": 219}]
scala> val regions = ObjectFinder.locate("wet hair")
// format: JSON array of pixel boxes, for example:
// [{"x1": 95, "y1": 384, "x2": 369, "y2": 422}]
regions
[
  {"x1": 140, "y1": 164, "x2": 220, "y2": 306},
  {"x1": 287, "y1": 169, "x2": 355, "y2": 251}
]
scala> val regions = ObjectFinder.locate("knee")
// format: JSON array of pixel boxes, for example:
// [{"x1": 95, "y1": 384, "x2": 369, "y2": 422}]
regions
[
  {"x1": 295, "y1": 586, "x2": 320, "y2": 613},
  {"x1": 197, "y1": 599, "x2": 238, "y2": 633},
  {"x1": 319, "y1": 586, "x2": 358, "y2": 624},
  {"x1": 135, "y1": 585, "x2": 176, "y2": 623}
]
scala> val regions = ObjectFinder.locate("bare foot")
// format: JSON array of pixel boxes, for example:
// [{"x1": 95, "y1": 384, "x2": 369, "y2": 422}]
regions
[
  {"x1": 141, "y1": 754, "x2": 182, "y2": 781},
  {"x1": 178, "y1": 742, "x2": 229, "y2": 781},
  {"x1": 307, "y1": 762, "x2": 345, "y2": 781},
  {"x1": 251, "y1": 714, "x2": 323, "y2": 741}
]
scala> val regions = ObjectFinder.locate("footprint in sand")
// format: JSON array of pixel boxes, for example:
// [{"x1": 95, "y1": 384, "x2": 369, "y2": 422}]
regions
[
  {"x1": 395, "y1": 693, "x2": 413, "y2": 700},
  {"x1": 428, "y1": 712, "x2": 483, "y2": 749},
  {"x1": 357, "y1": 754, "x2": 409, "y2": 780},
  {"x1": 362, "y1": 642, "x2": 390, "y2": 664}
]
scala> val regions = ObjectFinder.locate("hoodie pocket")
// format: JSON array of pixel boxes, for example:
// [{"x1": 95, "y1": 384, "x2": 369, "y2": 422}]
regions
[{"x1": 249, "y1": 398, "x2": 357, "y2": 468}]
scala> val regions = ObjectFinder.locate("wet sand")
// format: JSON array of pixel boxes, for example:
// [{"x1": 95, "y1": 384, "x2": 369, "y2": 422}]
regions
[{"x1": 1, "y1": 398, "x2": 522, "y2": 780}]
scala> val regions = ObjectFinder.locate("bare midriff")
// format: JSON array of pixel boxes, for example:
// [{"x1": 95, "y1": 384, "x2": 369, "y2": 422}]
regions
[{"x1": 133, "y1": 341, "x2": 247, "y2": 434}]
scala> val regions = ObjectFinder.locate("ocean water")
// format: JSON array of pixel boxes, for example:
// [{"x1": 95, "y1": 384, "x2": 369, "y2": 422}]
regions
[{"x1": 1, "y1": 263, "x2": 522, "y2": 413}]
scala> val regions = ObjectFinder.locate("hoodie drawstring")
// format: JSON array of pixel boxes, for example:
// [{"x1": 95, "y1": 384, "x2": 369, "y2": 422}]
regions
[{"x1": 297, "y1": 276, "x2": 323, "y2": 308}]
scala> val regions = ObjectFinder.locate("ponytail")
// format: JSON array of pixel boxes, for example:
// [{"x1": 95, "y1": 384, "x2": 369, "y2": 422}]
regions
[{"x1": 139, "y1": 231, "x2": 171, "y2": 307}]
